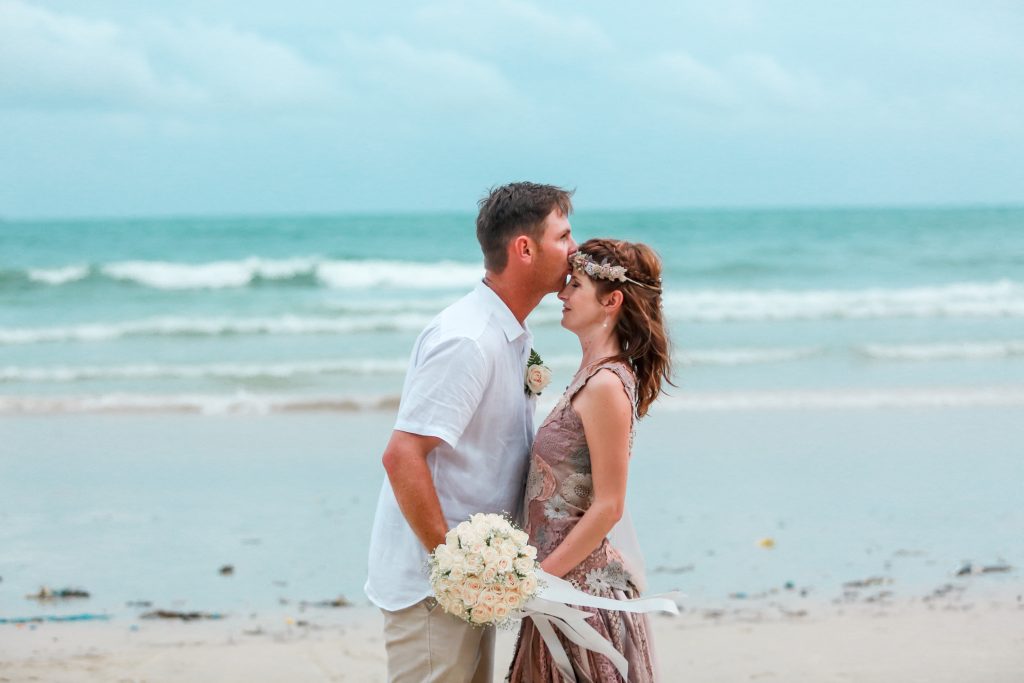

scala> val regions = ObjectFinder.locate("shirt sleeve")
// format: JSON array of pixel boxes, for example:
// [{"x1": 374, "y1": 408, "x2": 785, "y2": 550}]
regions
[{"x1": 394, "y1": 335, "x2": 490, "y2": 448}]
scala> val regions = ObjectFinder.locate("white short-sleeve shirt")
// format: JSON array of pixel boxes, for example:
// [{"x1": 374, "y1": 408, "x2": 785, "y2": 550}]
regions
[{"x1": 365, "y1": 280, "x2": 536, "y2": 611}]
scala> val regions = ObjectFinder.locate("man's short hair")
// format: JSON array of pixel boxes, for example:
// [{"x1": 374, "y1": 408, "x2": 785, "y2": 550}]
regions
[{"x1": 476, "y1": 182, "x2": 574, "y2": 273}]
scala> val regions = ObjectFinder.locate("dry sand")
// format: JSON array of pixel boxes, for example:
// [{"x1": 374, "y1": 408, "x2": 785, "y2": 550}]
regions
[{"x1": 3, "y1": 597, "x2": 1022, "y2": 682}]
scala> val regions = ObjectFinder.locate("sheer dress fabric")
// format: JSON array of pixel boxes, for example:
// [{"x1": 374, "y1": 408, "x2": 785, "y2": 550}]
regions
[{"x1": 507, "y1": 361, "x2": 656, "y2": 683}]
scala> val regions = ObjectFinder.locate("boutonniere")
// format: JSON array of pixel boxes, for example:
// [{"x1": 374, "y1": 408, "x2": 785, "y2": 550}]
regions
[{"x1": 524, "y1": 349, "x2": 552, "y2": 396}]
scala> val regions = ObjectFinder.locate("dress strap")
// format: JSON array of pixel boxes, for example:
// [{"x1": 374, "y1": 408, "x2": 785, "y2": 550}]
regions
[{"x1": 567, "y1": 360, "x2": 637, "y2": 416}]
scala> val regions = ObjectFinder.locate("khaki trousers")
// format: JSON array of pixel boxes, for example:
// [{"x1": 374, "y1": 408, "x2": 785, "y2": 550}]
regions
[{"x1": 382, "y1": 598, "x2": 495, "y2": 683}]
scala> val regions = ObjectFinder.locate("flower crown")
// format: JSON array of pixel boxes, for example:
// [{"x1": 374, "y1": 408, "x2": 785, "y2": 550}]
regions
[{"x1": 569, "y1": 251, "x2": 661, "y2": 291}]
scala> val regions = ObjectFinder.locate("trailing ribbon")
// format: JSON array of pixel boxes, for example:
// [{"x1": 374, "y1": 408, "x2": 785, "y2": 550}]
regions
[{"x1": 523, "y1": 570, "x2": 680, "y2": 683}]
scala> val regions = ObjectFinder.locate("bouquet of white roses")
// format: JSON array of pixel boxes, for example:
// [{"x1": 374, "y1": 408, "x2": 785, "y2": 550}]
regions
[{"x1": 429, "y1": 513, "x2": 541, "y2": 626}]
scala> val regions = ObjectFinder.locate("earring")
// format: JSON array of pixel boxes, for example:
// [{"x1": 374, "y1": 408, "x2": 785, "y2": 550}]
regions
[{"x1": 602, "y1": 318, "x2": 608, "y2": 329}]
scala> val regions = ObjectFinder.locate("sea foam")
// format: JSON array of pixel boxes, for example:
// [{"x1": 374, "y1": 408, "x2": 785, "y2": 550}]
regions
[
  {"x1": 0, "y1": 314, "x2": 434, "y2": 345},
  {"x1": 860, "y1": 341, "x2": 1024, "y2": 361},
  {"x1": 664, "y1": 280, "x2": 1024, "y2": 321},
  {"x1": 0, "y1": 359, "x2": 411, "y2": 382},
  {"x1": 95, "y1": 257, "x2": 482, "y2": 290},
  {"x1": 5, "y1": 386, "x2": 1024, "y2": 415}
]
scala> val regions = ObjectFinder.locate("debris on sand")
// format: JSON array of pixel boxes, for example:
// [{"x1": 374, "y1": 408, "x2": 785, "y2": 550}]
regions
[
  {"x1": 25, "y1": 587, "x2": 90, "y2": 601},
  {"x1": 842, "y1": 576, "x2": 892, "y2": 589},
  {"x1": 140, "y1": 610, "x2": 224, "y2": 621},
  {"x1": 1, "y1": 613, "x2": 110, "y2": 624},
  {"x1": 863, "y1": 590, "x2": 894, "y2": 603},
  {"x1": 954, "y1": 562, "x2": 1012, "y2": 577},
  {"x1": 923, "y1": 584, "x2": 966, "y2": 602},
  {"x1": 219, "y1": 565, "x2": 235, "y2": 576},
  {"x1": 299, "y1": 595, "x2": 352, "y2": 609},
  {"x1": 651, "y1": 564, "x2": 695, "y2": 575}
]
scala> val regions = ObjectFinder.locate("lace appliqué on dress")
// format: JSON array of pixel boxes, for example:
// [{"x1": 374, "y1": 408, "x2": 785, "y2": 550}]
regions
[
  {"x1": 584, "y1": 560, "x2": 631, "y2": 594},
  {"x1": 559, "y1": 472, "x2": 593, "y2": 509},
  {"x1": 567, "y1": 445, "x2": 591, "y2": 472},
  {"x1": 525, "y1": 465, "x2": 545, "y2": 502},
  {"x1": 543, "y1": 494, "x2": 572, "y2": 520}
]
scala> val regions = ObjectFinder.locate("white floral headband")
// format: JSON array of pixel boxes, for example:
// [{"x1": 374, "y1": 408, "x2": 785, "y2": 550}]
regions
[{"x1": 569, "y1": 251, "x2": 661, "y2": 291}]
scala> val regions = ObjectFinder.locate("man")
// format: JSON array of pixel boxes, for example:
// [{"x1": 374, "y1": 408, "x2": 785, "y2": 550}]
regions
[{"x1": 365, "y1": 182, "x2": 576, "y2": 683}]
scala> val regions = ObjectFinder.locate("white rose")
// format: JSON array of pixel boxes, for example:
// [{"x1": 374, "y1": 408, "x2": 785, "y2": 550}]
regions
[
  {"x1": 513, "y1": 557, "x2": 534, "y2": 575},
  {"x1": 512, "y1": 529, "x2": 529, "y2": 546},
  {"x1": 467, "y1": 554, "x2": 485, "y2": 575},
  {"x1": 496, "y1": 556, "x2": 513, "y2": 573},
  {"x1": 520, "y1": 574, "x2": 539, "y2": 596},
  {"x1": 481, "y1": 546, "x2": 500, "y2": 568},
  {"x1": 478, "y1": 589, "x2": 499, "y2": 608},
  {"x1": 493, "y1": 602, "x2": 511, "y2": 621},
  {"x1": 461, "y1": 530, "x2": 482, "y2": 549},
  {"x1": 462, "y1": 577, "x2": 483, "y2": 606},
  {"x1": 434, "y1": 547, "x2": 454, "y2": 573},
  {"x1": 471, "y1": 602, "x2": 494, "y2": 624},
  {"x1": 481, "y1": 566, "x2": 498, "y2": 584},
  {"x1": 525, "y1": 364, "x2": 552, "y2": 395},
  {"x1": 521, "y1": 544, "x2": 537, "y2": 560},
  {"x1": 503, "y1": 588, "x2": 524, "y2": 608},
  {"x1": 449, "y1": 600, "x2": 467, "y2": 620}
]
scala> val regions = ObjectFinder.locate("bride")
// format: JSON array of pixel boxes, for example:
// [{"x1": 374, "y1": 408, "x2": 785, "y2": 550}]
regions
[{"x1": 508, "y1": 238, "x2": 673, "y2": 682}]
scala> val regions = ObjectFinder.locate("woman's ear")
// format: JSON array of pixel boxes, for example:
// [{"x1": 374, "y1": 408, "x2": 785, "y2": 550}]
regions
[{"x1": 602, "y1": 289, "x2": 624, "y2": 313}]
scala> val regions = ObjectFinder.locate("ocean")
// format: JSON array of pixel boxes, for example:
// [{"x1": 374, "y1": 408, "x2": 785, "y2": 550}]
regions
[
  {"x1": 2, "y1": 206, "x2": 1024, "y2": 412},
  {"x1": 1, "y1": 207, "x2": 1023, "y2": 618}
]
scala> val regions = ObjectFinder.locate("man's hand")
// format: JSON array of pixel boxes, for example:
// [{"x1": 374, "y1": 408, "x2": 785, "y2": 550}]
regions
[{"x1": 381, "y1": 430, "x2": 448, "y2": 551}]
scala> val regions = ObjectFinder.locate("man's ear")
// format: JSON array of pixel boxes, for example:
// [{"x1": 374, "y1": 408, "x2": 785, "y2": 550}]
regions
[{"x1": 509, "y1": 235, "x2": 533, "y2": 265}]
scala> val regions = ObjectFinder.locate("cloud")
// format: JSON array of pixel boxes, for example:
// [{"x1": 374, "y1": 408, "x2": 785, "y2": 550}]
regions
[
  {"x1": 0, "y1": 0, "x2": 341, "y2": 112},
  {"x1": 636, "y1": 51, "x2": 737, "y2": 108},
  {"x1": 0, "y1": 0, "x2": 195, "y2": 108},
  {"x1": 626, "y1": 47, "x2": 879, "y2": 129},
  {"x1": 729, "y1": 53, "x2": 827, "y2": 109},
  {"x1": 336, "y1": 34, "x2": 518, "y2": 111},
  {"x1": 146, "y1": 21, "x2": 342, "y2": 110},
  {"x1": 413, "y1": 0, "x2": 613, "y2": 59}
]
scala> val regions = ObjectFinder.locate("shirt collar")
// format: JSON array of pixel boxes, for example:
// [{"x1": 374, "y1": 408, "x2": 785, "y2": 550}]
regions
[{"x1": 474, "y1": 279, "x2": 529, "y2": 343}]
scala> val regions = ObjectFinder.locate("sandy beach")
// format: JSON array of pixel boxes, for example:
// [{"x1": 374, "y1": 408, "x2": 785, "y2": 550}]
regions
[
  {"x1": 2, "y1": 406, "x2": 1023, "y2": 680},
  {"x1": 3, "y1": 597, "x2": 1023, "y2": 682}
]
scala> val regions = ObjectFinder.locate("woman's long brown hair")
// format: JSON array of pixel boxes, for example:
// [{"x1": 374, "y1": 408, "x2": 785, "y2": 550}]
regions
[{"x1": 576, "y1": 238, "x2": 673, "y2": 418}]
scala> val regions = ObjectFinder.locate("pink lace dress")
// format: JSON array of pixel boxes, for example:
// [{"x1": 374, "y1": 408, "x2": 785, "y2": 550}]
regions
[{"x1": 507, "y1": 361, "x2": 656, "y2": 683}]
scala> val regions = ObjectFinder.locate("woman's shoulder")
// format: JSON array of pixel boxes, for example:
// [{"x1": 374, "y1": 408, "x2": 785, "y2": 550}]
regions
[
  {"x1": 574, "y1": 362, "x2": 635, "y2": 408},
  {"x1": 588, "y1": 360, "x2": 636, "y2": 389}
]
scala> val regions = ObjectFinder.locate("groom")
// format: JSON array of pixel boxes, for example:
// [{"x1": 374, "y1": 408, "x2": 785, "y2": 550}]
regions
[{"x1": 365, "y1": 182, "x2": 576, "y2": 683}]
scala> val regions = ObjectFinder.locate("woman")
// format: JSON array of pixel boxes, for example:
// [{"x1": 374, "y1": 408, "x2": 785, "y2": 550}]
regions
[{"x1": 508, "y1": 238, "x2": 672, "y2": 682}]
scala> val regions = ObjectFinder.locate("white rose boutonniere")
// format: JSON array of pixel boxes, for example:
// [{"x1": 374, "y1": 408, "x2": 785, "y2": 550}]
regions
[{"x1": 524, "y1": 349, "x2": 552, "y2": 396}]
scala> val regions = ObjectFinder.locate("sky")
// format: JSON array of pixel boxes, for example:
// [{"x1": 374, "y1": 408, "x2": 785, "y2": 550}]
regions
[{"x1": 2, "y1": 0, "x2": 1023, "y2": 217}]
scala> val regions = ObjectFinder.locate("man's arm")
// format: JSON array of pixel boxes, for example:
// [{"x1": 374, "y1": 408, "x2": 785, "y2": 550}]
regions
[{"x1": 381, "y1": 430, "x2": 448, "y2": 551}]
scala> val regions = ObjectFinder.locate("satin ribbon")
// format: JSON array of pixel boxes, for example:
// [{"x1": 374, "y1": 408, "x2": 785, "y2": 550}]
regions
[{"x1": 523, "y1": 570, "x2": 681, "y2": 683}]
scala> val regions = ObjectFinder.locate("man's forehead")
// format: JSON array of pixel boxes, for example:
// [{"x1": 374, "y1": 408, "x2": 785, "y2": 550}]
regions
[{"x1": 543, "y1": 208, "x2": 571, "y2": 231}]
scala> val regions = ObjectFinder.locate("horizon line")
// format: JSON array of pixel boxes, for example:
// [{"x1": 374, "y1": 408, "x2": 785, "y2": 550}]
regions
[{"x1": 4, "y1": 200, "x2": 1024, "y2": 223}]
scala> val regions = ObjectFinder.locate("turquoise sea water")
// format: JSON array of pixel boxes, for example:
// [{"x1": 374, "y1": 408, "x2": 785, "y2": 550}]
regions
[
  {"x1": 1, "y1": 206, "x2": 1023, "y2": 618},
  {"x1": 2, "y1": 206, "x2": 1024, "y2": 411}
]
